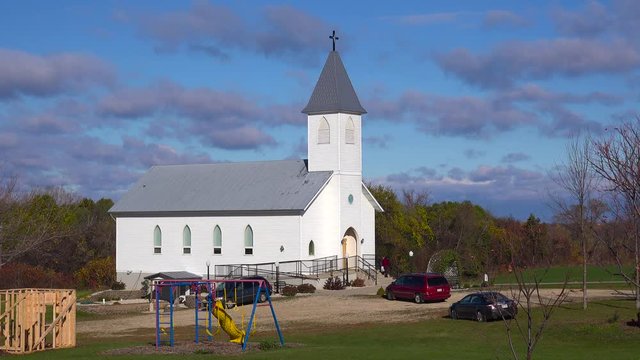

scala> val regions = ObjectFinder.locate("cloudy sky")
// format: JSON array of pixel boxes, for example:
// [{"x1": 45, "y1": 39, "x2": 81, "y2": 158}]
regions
[{"x1": 1, "y1": 1, "x2": 638, "y2": 220}]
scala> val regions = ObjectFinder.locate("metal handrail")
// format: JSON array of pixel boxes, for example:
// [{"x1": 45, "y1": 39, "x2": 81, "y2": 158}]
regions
[
  {"x1": 214, "y1": 254, "x2": 377, "y2": 284},
  {"x1": 214, "y1": 255, "x2": 338, "y2": 280}
]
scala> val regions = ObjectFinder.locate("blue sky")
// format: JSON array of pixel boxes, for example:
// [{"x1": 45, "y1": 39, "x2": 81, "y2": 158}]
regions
[{"x1": 0, "y1": 0, "x2": 638, "y2": 220}]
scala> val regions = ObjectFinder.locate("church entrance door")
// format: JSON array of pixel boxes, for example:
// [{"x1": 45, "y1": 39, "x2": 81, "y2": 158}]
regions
[{"x1": 341, "y1": 228, "x2": 358, "y2": 269}]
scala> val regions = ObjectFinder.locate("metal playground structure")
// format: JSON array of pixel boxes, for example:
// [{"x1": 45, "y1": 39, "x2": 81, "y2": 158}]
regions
[{"x1": 152, "y1": 279, "x2": 284, "y2": 351}]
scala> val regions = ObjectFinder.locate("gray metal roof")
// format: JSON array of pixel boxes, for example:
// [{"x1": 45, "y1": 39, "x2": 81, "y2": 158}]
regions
[
  {"x1": 109, "y1": 159, "x2": 333, "y2": 216},
  {"x1": 144, "y1": 271, "x2": 203, "y2": 280},
  {"x1": 302, "y1": 51, "x2": 366, "y2": 115}
]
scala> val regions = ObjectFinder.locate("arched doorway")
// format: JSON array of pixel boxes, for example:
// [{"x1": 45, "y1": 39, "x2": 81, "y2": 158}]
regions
[{"x1": 341, "y1": 227, "x2": 358, "y2": 269}]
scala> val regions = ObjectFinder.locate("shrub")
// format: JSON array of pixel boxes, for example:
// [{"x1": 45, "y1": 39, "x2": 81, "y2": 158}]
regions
[
  {"x1": 74, "y1": 257, "x2": 116, "y2": 289},
  {"x1": 281, "y1": 285, "x2": 297, "y2": 297},
  {"x1": 350, "y1": 277, "x2": 365, "y2": 287},
  {"x1": 297, "y1": 283, "x2": 316, "y2": 293},
  {"x1": 0, "y1": 263, "x2": 73, "y2": 289},
  {"x1": 259, "y1": 339, "x2": 279, "y2": 351},
  {"x1": 111, "y1": 281, "x2": 126, "y2": 290},
  {"x1": 376, "y1": 287, "x2": 385, "y2": 297},
  {"x1": 193, "y1": 348, "x2": 212, "y2": 354},
  {"x1": 323, "y1": 276, "x2": 345, "y2": 290}
]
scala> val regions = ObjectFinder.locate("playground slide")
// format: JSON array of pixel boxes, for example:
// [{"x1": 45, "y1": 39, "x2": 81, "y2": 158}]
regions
[{"x1": 213, "y1": 300, "x2": 246, "y2": 344}]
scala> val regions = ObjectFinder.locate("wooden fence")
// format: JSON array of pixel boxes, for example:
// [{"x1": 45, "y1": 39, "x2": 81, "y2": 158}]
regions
[{"x1": 0, "y1": 288, "x2": 76, "y2": 354}]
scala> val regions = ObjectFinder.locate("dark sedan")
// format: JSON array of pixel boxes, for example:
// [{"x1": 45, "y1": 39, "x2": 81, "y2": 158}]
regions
[
  {"x1": 449, "y1": 292, "x2": 517, "y2": 322},
  {"x1": 215, "y1": 276, "x2": 272, "y2": 307}
]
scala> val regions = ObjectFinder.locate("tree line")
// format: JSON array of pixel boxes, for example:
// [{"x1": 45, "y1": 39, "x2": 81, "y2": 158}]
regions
[
  {"x1": 369, "y1": 185, "x2": 622, "y2": 279},
  {"x1": 0, "y1": 179, "x2": 115, "y2": 288}
]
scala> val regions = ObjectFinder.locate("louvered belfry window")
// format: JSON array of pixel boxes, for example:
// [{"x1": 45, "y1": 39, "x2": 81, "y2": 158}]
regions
[
  {"x1": 318, "y1": 117, "x2": 330, "y2": 144},
  {"x1": 346, "y1": 117, "x2": 355, "y2": 144}
]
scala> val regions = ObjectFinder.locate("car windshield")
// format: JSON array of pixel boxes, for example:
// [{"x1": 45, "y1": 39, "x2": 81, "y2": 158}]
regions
[
  {"x1": 484, "y1": 293, "x2": 509, "y2": 302},
  {"x1": 427, "y1": 276, "x2": 448, "y2": 286}
]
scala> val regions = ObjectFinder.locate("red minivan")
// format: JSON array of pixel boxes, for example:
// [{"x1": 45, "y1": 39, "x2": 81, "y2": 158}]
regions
[{"x1": 385, "y1": 273, "x2": 451, "y2": 303}]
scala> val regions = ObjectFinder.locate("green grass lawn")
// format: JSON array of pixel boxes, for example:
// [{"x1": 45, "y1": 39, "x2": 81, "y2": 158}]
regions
[
  {"x1": 492, "y1": 264, "x2": 634, "y2": 286},
  {"x1": 17, "y1": 298, "x2": 640, "y2": 360},
  {"x1": 75, "y1": 289, "x2": 94, "y2": 300}
]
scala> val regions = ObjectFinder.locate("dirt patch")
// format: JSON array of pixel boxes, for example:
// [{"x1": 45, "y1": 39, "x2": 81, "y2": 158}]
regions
[
  {"x1": 101, "y1": 340, "x2": 290, "y2": 356},
  {"x1": 78, "y1": 303, "x2": 149, "y2": 316}
]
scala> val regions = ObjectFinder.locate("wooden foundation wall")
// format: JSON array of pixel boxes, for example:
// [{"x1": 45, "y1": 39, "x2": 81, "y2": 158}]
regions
[{"x1": 0, "y1": 288, "x2": 76, "y2": 354}]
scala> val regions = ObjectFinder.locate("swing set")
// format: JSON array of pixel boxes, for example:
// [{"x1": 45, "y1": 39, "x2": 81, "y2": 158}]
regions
[{"x1": 153, "y1": 279, "x2": 284, "y2": 351}]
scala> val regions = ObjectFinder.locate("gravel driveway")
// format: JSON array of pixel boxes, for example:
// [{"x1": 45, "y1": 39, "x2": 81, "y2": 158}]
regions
[{"x1": 77, "y1": 283, "x2": 625, "y2": 337}]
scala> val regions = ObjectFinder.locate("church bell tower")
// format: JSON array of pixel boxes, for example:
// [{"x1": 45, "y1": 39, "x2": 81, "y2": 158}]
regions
[
  {"x1": 302, "y1": 32, "x2": 368, "y2": 257},
  {"x1": 302, "y1": 37, "x2": 366, "y2": 176}
]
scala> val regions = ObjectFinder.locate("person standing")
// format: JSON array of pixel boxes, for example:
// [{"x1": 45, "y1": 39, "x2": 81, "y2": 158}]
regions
[{"x1": 381, "y1": 256, "x2": 391, "y2": 277}]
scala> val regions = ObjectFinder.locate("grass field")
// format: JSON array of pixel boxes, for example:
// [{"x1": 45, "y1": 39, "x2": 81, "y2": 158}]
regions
[
  {"x1": 492, "y1": 264, "x2": 634, "y2": 286},
  {"x1": 18, "y1": 298, "x2": 640, "y2": 360},
  {"x1": 76, "y1": 289, "x2": 95, "y2": 300}
]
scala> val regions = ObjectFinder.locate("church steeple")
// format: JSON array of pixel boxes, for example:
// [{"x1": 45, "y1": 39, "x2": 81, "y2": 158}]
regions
[
  {"x1": 301, "y1": 50, "x2": 366, "y2": 115},
  {"x1": 304, "y1": 39, "x2": 364, "y2": 175}
]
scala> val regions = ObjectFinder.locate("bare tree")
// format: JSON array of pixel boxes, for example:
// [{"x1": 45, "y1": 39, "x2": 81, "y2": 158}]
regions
[
  {"x1": 500, "y1": 221, "x2": 570, "y2": 360},
  {"x1": 503, "y1": 267, "x2": 569, "y2": 360},
  {"x1": 550, "y1": 135, "x2": 597, "y2": 309},
  {"x1": 589, "y1": 118, "x2": 640, "y2": 326}
]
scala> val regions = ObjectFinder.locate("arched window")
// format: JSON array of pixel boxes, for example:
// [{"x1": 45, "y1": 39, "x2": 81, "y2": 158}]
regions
[
  {"x1": 308, "y1": 240, "x2": 315, "y2": 256},
  {"x1": 318, "y1": 117, "x2": 330, "y2": 144},
  {"x1": 244, "y1": 225, "x2": 253, "y2": 255},
  {"x1": 345, "y1": 117, "x2": 355, "y2": 144},
  {"x1": 213, "y1": 225, "x2": 222, "y2": 255},
  {"x1": 183, "y1": 225, "x2": 191, "y2": 254},
  {"x1": 153, "y1": 226, "x2": 162, "y2": 254}
]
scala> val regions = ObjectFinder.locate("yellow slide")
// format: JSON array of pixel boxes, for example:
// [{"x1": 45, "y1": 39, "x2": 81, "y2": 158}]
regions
[{"x1": 212, "y1": 300, "x2": 246, "y2": 344}]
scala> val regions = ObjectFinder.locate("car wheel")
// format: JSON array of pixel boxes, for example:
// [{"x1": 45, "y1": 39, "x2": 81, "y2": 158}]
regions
[
  {"x1": 386, "y1": 290, "x2": 395, "y2": 300},
  {"x1": 259, "y1": 292, "x2": 267, "y2": 303},
  {"x1": 414, "y1": 293, "x2": 424, "y2": 304},
  {"x1": 450, "y1": 309, "x2": 457, "y2": 320},
  {"x1": 476, "y1": 310, "x2": 485, "y2": 322}
]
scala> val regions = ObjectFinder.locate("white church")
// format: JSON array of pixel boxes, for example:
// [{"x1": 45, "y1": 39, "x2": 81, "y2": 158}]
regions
[{"x1": 110, "y1": 47, "x2": 383, "y2": 288}]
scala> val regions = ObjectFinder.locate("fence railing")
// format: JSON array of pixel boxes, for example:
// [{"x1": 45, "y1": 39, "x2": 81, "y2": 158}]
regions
[
  {"x1": 214, "y1": 255, "x2": 338, "y2": 280},
  {"x1": 214, "y1": 254, "x2": 378, "y2": 285}
]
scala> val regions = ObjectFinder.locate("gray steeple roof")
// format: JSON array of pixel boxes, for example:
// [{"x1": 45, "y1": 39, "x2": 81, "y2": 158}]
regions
[{"x1": 302, "y1": 51, "x2": 366, "y2": 115}]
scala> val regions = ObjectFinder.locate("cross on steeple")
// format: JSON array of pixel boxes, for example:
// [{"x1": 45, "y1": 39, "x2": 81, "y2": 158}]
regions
[{"x1": 329, "y1": 30, "x2": 339, "y2": 51}]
